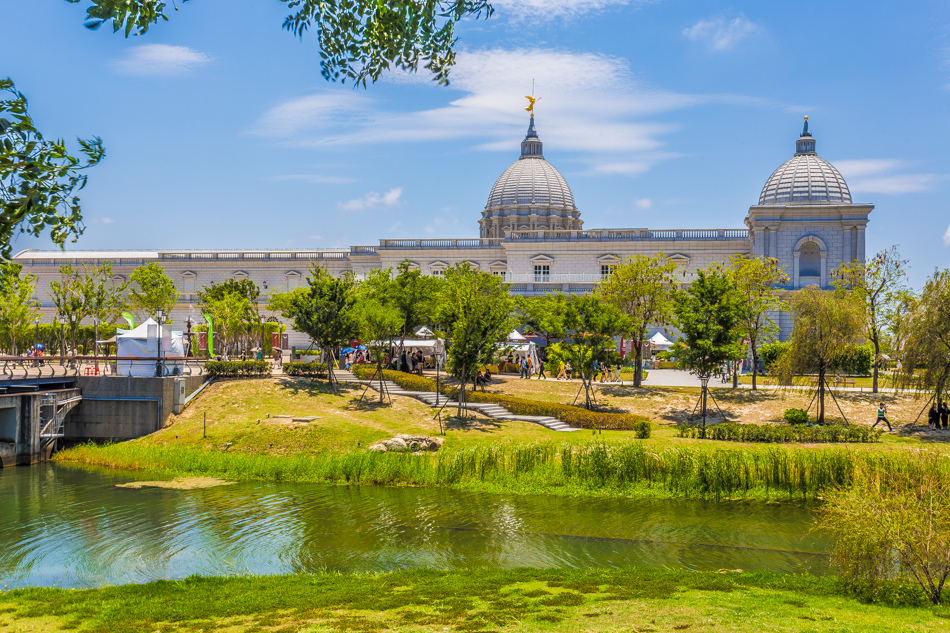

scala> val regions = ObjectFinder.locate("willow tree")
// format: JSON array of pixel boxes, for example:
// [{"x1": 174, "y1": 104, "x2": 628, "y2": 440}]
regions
[
  {"x1": 899, "y1": 268, "x2": 950, "y2": 406},
  {"x1": 598, "y1": 253, "x2": 678, "y2": 386},
  {"x1": 437, "y1": 264, "x2": 512, "y2": 417},
  {"x1": 780, "y1": 285, "x2": 864, "y2": 424},
  {"x1": 833, "y1": 246, "x2": 908, "y2": 393}
]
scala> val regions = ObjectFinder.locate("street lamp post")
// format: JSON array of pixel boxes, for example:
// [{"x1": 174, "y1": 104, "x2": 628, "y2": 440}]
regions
[
  {"x1": 184, "y1": 315, "x2": 195, "y2": 357},
  {"x1": 70, "y1": 314, "x2": 76, "y2": 357},
  {"x1": 156, "y1": 310, "x2": 165, "y2": 377}
]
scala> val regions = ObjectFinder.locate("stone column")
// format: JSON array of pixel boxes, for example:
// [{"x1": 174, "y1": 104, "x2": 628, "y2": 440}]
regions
[
  {"x1": 820, "y1": 252, "x2": 828, "y2": 288},
  {"x1": 792, "y1": 252, "x2": 800, "y2": 287}
]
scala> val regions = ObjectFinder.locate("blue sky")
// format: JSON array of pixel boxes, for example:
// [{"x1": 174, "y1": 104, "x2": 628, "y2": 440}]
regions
[{"x1": 3, "y1": 0, "x2": 949, "y2": 286}]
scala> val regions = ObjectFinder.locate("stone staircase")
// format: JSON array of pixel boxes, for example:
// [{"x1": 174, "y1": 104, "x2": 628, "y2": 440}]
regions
[{"x1": 336, "y1": 371, "x2": 581, "y2": 432}]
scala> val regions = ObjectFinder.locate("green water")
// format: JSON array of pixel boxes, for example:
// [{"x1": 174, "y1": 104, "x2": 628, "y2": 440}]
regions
[{"x1": 0, "y1": 463, "x2": 829, "y2": 588}]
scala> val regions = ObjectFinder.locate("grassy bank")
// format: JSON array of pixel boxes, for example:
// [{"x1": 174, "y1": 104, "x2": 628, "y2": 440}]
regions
[
  {"x1": 2, "y1": 568, "x2": 947, "y2": 632},
  {"x1": 60, "y1": 432, "x2": 939, "y2": 502}
]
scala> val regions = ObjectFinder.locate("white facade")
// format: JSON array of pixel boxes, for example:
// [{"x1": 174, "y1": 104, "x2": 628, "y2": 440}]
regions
[{"x1": 14, "y1": 117, "x2": 871, "y2": 343}]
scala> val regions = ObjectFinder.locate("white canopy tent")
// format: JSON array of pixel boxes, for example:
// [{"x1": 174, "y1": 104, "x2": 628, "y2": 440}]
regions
[
  {"x1": 649, "y1": 332, "x2": 673, "y2": 351},
  {"x1": 498, "y1": 341, "x2": 540, "y2": 372},
  {"x1": 414, "y1": 326, "x2": 436, "y2": 338},
  {"x1": 507, "y1": 329, "x2": 527, "y2": 342},
  {"x1": 116, "y1": 318, "x2": 185, "y2": 377}
]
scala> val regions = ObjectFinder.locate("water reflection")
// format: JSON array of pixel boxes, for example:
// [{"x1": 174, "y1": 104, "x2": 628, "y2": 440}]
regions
[{"x1": 0, "y1": 464, "x2": 829, "y2": 588}]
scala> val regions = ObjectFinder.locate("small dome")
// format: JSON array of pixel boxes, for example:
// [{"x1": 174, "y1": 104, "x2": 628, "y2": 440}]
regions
[{"x1": 758, "y1": 118, "x2": 851, "y2": 205}]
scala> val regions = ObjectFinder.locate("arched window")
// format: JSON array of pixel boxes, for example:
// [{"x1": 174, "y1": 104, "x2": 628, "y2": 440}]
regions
[{"x1": 799, "y1": 242, "x2": 821, "y2": 277}]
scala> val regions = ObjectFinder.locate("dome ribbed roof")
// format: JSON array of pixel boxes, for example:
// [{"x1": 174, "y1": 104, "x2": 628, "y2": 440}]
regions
[
  {"x1": 485, "y1": 117, "x2": 577, "y2": 211},
  {"x1": 486, "y1": 158, "x2": 576, "y2": 209},
  {"x1": 758, "y1": 119, "x2": 851, "y2": 205}
]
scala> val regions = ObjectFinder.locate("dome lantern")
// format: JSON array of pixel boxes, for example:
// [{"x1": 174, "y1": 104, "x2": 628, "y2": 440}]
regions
[{"x1": 795, "y1": 116, "x2": 816, "y2": 154}]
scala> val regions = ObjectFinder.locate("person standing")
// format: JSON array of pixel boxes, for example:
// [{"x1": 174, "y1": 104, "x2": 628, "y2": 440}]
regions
[
  {"x1": 928, "y1": 403, "x2": 939, "y2": 430},
  {"x1": 872, "y1": 402, "x2": 892, "y2": 431},
  {"x1": 941, "y1": 401, "x2": 949, "y2": 430}
]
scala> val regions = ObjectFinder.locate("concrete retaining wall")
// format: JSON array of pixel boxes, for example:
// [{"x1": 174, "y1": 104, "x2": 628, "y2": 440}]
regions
[{"x1": 66, "y1": 375, "x2": 205, "y2": 442}]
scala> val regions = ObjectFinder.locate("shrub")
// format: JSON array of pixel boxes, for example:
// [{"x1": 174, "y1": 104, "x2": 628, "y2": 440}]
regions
[
  {"x1": 831, "y1": 343, "x2": 874, "y2": 375},
  {"x1": 204, "y1": 360, "x2": 271, "y2": 378},
  {"x1": 677, "y1": 422, "x2": 881, "y2": 444},
  {"x1": 283, "y1": 362, "x2": 329, "y2": 378},
  {"x1": 353, "y1": 367, "x2": 653, "y2": 431},
  {"x1": 818, "y1": 450, "x2": 950, "y2": 604},
  {"x1": 758, "y1": 341, "x2": 789, "y2": 371},
  {"x1": 783, "y1": 408, "x2": 810, "y2": 425}
]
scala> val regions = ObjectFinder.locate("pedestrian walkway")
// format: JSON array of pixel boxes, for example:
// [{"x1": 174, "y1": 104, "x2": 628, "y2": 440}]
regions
[{"x1": 335, "y1": 370, "x2": 581, "y2": 432}]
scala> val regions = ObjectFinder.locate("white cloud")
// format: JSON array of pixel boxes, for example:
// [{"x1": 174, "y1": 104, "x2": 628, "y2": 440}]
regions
[
  {"x1": 254, "y1": 48, "x2": 744, "y2": 175},
  {"x1": 683, "y1": 15, "x2": 760, "y2": 51},
  {"x1": 269, "y1": 174, "x2": 357, "y2": 185},
  {"x1": 943, "y1": 225, "x2": 950, "y2": 246},
  {"x1": 836, "y1": 159, "x2": 936, "y2": 195},
  {"x1": 848, "y1": 174, "x2": 935, "y2": 195},
  {"x1": 494, "y1": 0, "x2": 630, "y2": 18},
  {"x1": 635, "y1": 198, "x2": 652, "y2": 209},
  {"x1": 97, "y1": 217, "x2": 114, "y2": 224},
  {"x1": 112, "y1": 44, "x2": 211, "y2": 76},
  {"x1": 833, "y1": 159, "x2": 904, "y2": 178},
  {"x1": 340, "y1": 187, "x2": 403, "y2": 211}
]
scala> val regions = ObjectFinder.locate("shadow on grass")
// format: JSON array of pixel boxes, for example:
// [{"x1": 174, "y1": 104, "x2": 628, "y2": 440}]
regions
[{"x1": 275, "y1": 376, "x2": 360, "y2": 398}]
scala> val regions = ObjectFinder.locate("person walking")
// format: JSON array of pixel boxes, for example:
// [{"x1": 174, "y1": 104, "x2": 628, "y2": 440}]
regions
[
  {"x1": 871, "y1": 402, "x2": 892, "y2": 431},
  {"x1": 556, "y1": 360, "x2": 567, "y2": 380},
  {"x1": 941, "y1": 401, "x2": 950, "y2": 430},
  {"x1": 537, "y1": 358, "x2": 547, "y2": 380},
  {"x1": 565, "y1": 361, "x2": 573, "y2": 380}
]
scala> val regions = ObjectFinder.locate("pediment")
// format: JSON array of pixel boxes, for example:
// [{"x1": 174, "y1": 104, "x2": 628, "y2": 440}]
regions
[{"x1": 529, "y1": 254, "x2": 554, "y2": 263}]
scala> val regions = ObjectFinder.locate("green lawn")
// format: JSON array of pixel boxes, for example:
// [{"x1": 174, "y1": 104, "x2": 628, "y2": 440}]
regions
[{"x1": 2, "y1": 568, "x2": 946, "y2": 633}]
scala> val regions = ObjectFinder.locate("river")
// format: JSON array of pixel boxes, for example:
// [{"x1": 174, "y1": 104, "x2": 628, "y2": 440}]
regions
[{"x1": 0, "y1": 463, "x2": 829, "y2": 588}]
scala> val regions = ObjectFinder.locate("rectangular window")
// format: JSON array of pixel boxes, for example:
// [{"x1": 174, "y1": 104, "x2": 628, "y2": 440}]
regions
[
  {"x1": 182, "y1": 275, "x2": 196, "y2": 294},
  {"x1": 600, "y1": 264, "x2": 615, "y2": 280},
  {"x1": 533, "y1": 265, "x2": 550, "y2": 283},
  {"x1": 492, "y1": 271, "x2": 506, "y2": 278},
  {"x1": 432, "y1": 270, "x2": 445, "y2": 277}
]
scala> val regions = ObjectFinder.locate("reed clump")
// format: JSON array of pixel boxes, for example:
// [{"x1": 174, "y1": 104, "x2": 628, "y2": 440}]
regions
[{"x1": 58, "y1": 440, "x2": 917, "y2": 502}]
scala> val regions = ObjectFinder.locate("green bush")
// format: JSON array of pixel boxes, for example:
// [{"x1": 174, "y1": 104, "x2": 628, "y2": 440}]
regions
[
  {"x1": 783, "y1": 408, "x2": 810, "y2": 425},
  {"x1": 758, "y1": 341, "x2": 788, "y2": 371},
  {"x1": 831, "y1": 343, "x2": 874, "y2": 375},
  {"x1": 352, "y1": 367, "x2": 653, "y2": 431},
  {"x1": 633, "y1": 420, "x2": 651, "y2": 439},
  {"x1": 283, "y1": 362, "x2": 329, "y2": 378},
  {"x1": 677, "y1": 422, "x2": 881, "y2": 444},
  {"x1": 204, "y1": 360, "x2": 271, "y2": 378}
]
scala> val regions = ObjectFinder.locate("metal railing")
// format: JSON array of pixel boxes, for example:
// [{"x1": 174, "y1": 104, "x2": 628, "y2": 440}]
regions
[
  {"x1": 158, "y1": 251, "x2": 351, "y2": 262},
  {"x1": 0, "y1": 356, "x2": 209, "y2": 380}
]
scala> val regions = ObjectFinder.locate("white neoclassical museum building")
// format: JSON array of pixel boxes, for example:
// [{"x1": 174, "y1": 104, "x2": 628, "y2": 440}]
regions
[{"x1": 15, "y1": 115, "x2": 871, "y2": 346}]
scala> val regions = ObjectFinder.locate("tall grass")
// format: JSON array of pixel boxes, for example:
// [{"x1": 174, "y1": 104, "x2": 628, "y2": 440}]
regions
[{"x1": 58, "y1": 440, "x2": 930, "y2": 502}]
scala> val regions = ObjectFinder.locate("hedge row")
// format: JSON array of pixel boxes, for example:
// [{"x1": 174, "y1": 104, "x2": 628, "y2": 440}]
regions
[
  {"x1": 351, "y1": 366, "x2": 652, "y2": 433},
  {"x1": 677, "y1": 422, "x2": 882, "y2": 444},
  {"x1": 204, "y1": 360, "x2": 271, "y2": 378},
  {"x1": 284, "y1": 362, "x2": 329, "y2": 377}
]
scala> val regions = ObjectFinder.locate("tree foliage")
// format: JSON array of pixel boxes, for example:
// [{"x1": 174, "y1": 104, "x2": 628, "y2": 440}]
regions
[
  {"x1": 898, "y1": 268, "x2": 950, "y2": 404},
  {"x1": 0, "y1": 263, "x2": 41, "y2": 355},
  {"x1": 275, "y1": 264, "x2": 359, "y2": 386},
  {"x1": 0, "y1": 78, "x2": 105, "y2": 259},
  {"x1": 351, "y1": 296, "x2": 402, "y2": 402},
  {"x1": 833, "y1": 246, "x2": 908, "y2": 393},
  {"x1": 541, "y1": 294, "x2": 627, "y2": 410},
  {"x1": 671, "y1": 269, "x2": 743, "y2": 380},
  {"x1": 437, "y1": 264, "x2": 513, "y2": 416},
  {"x1": 597, "y1": 253, "x2": 678, "y2": 386},
  {"x1": 721, "y1": 255, "x2": 788, "y2": 390},
  {"x1": 66, "y1": 0, "x2": 494, "y2": 85},
  {"x1": 779, "y1": 285, "x2": 864, "y2": 424},
  {"x1": 129, "y1": 262, "x2": 179, "y2": 321}
]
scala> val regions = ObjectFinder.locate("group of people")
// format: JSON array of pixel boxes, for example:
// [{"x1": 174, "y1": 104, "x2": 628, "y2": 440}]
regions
[{"x1": 928, "y1": 401, "x2": 949, "y2": 430}]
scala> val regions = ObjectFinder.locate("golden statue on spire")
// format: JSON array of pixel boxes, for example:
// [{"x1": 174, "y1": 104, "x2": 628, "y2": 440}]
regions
[{"x1": 524, "y1": 95, "x2": 540, "y2": 114}]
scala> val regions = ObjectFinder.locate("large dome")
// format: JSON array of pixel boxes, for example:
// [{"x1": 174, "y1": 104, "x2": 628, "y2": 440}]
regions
[
  {"x1": 758, "y1": 119, "x2": 851, "y2": 205},
  {"x1": 479, "y1": 117, "x2": 582, "y2": 237},
  {"x1": 486, "y1": 157, "x2": 576, "y2": 209}
]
